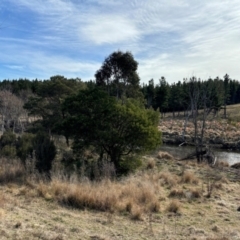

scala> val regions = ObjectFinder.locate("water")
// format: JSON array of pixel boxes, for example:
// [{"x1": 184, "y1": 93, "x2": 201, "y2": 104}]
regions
[{"x1": 159, "y1": 144, "x2": 240, "y2": 166}]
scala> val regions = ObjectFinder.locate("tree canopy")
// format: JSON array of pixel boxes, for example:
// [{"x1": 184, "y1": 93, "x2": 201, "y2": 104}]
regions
[
  {"x1": 95, "y1": 51, "x2": 141, "y2": 100},
  {"x1": 62, "y1": 87, "x2": 161, "y2": 173}
]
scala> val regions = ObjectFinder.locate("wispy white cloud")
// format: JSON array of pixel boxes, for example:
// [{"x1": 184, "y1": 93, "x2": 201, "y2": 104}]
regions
[
  {"x1": 81, "y1": 15, "x2": 140, "y2": 45},
  {"x1": 1, "y1": 0, "x2": 240, "y2": 83}
]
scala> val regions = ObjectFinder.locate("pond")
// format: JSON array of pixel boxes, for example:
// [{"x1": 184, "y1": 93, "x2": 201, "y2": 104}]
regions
[{"x1": 159, "y1": 144, "x2": 240, "y2": 166}]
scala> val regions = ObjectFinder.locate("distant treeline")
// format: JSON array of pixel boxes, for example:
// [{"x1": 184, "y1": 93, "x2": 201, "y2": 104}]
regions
[
  {"x1": 1, "y1": 73, "x2": 239, "y2": 115},
  {"x1": 141, "y1": 74, "x2": 240, "y2": 115}
]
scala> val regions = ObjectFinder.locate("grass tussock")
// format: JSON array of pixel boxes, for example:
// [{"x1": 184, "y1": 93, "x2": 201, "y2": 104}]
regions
[
  {"x1": 166, "y1": 199, "x2": 181, "y2": 213},
  {"x1": 188, "y1": 188, "x2": 202, "y2": 199},
  {"x1": 169, "y1": 187, "x2": 202, "y2": 200},
  {"x1": 157, "y1": 151, "x2": 174, "y2": 160},
  {"x1": 159, "y1": 171, "x2": 178, "y2": 187},
  {"x1": 36, "y1": 174, "x2": 161, "y2": 215},
  {"x1": 215, "y1": 161, "x2": 229, "y2": 168},
  {"x1": 146, "y1": 158, "x2": 156, "y2": 169},
  {"x1": 169, "y1": 188, "x2": 185, "y2": 198},
  {"x1": 181, "y1": 171, "x2": 199, "y2": 184},
  {"x1": 130, "y1": 206, "x2": 144, "y2": 221}
]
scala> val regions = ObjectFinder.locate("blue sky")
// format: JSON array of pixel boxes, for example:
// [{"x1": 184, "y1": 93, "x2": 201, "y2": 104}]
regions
[{"x1": 0, "y1": 0, "x2": 240, "y2": 84}]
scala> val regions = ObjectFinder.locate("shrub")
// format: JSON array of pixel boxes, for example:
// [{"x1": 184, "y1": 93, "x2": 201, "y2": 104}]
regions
[
  {"x1": 1, "y1": 145, "x2": 17, "y2": 158},
  {"x1": 16, "y1": 133, "x2": 35, "y2": 164},
  {"x1": 0, "y1": 131, "x2": 17, "y2": 158},
  {"x1": 0, "y1": 130, "x2": 16, "y2": 147},
  {"x1": 34, "y1": 132, "x2": 56, "y2": 174},
  {"x1": 119, "y1": 156, "x2": 142, "y2": 175}
]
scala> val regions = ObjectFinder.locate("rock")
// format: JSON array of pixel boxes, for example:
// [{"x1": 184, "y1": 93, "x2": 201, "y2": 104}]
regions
[
  {"x1": 237, "y1": 206, "x2": 240, "y2": 211},
  {"x1": 231, "y1": 162, "x2": 240, "y2": 169},
  {"x1": 213, "y1": 136, "x2": 224, "y2": 144},
  {"x1": 222, "y1": 141, "x2": 237, "y2": 150}
]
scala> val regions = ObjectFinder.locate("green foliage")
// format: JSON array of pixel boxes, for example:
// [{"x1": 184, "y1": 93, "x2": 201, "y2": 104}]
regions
[
  {"x1": 0, "y1": 131, "x2": 16, "y2": 147},
  {"x1": 119, "y1": 156, "x2": 143, "y2": 175},
  {"x1": 34, "y1": 132, "x2": 56, "y2": 173},
  {"x1": 16, "y1": 133, "x2": 35, "y2": 164},
  {"x1": 95, "y1": 51, "x2": 142, "y2": 100},
  {"x1": 141, "y1": 75, "x2": 240, "y2": 115},
  {"x1": 62, "y1": 88, "x2": 161, "y2": 174},
  {"x1": 1, "y1": 145, "x2": 17, "y2": 158},
  {"x1": 0, "y1": 131, "x2": 17, "y2": 158},
  {"x1": 24, "y1": 75, "x2": 85, "y2": 139},
  {"x1": 154, "y1": 77, "x2": 170, "y2": 113}
]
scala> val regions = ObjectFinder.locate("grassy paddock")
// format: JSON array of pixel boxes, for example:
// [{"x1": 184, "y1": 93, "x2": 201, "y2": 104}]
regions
[
  {"x1": 0, "y1": 153, "x2": 240, "y2": 239},
  {"x1": 162, "y1": 103, "x2": 240, "y2": 121}
]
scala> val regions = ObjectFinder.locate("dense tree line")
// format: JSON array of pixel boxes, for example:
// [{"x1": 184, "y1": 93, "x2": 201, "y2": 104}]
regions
[
  {"x1": 1, "y1": 74, "x2": 240, "y2": 118},
  {"x1": 141, "y1": 74, "x2": 240, "y2": 117}
]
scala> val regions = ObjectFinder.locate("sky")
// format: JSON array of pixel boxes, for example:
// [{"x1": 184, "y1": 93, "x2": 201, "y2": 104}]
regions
[{"x1": 0, "y1": 0, "x2": 240, "y2": 84}]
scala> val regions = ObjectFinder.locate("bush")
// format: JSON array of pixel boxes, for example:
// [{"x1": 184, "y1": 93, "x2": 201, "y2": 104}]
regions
[
  {"x1": 0, "y1": 130, "x2": 16, "y2": 147},
  {"x1": 119, "y1": 156, "x2": 143, "y2": 175},
  {"x1": 17, "y1": 133, "x2": 35, "y2": 164},
  {"x1": 34, "y1": 132, "x2": 56, "y2": 174},
  {"x1": 0, "y1": 131, "x2": 18, "y2": 158},
  {"x1": 1, "y1": 145, "x2": 17, "y2": 158}
]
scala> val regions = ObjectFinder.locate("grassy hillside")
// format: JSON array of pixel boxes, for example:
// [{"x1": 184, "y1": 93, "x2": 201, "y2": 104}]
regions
[
  {"x1": 163, "y1": 103, "x2": 240, "y2": 121},
  {"x1": 0, "y1": 154, "x2": 240, "y2": 240}
]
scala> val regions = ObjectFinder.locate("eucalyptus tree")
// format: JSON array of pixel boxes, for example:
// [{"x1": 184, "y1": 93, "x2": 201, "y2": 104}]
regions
[
  {"x1": 95, "y1": 51, "x2": 141, "y2": 100},
  {"x1": 62, "y1": 87, "x2": 161, "y2": 174}
]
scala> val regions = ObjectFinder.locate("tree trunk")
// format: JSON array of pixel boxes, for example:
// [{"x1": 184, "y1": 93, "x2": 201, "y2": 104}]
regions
[{"x1": 110, "y1": 148, "x2": 121, "y2": 172}]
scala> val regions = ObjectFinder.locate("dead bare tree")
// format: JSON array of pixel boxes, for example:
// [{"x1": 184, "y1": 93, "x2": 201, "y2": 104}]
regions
[
  {"x1": 183, "y1": 77, "x2": 217, "y2": 164},
  {"x1": 0, "y1": 90, "x2": 25, "y2": 134}
]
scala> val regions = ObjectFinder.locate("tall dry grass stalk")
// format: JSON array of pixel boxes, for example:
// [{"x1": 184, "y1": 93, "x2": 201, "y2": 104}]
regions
[
  {"x1": 0, "y1": 158, "x2": 25, "y2": 184},
  {"x1": 36, "y1": 172, "x2": 163, "y2": 216}
]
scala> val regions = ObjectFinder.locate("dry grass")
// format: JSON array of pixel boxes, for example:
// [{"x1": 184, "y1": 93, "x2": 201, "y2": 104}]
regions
[
  {"x1": 0, "y1": 158, "x2": 25, "y2": 184},
  {"x1": 181, "y1": 171, "x2": 199, "y2": 184},
  {"x1": 130, "y1": 206, "x2": 144, "y2": 221},
  {"x1": 166, "y1": 199, "x2": 181, "y2": 213},
  {"x1": 215, "y1": 161, "x2": 230, "y2": 168},
  {"x1": 146, "y1": 157, "x2": 156, "y2": 169},
  {"x1": 0, "y1": 154, "x2": 239, "y2": 239},
  {"x1": 157, "y1": 151, "x2": 174, "y2": 160},
  {"x1": 226, "y1": 103, "x2": 240, "y2": 121},
  {"x1": 159, "y1": 171, "x2": 178, "y2": 187},
  {"x1": 36, "y1": 174, "x2": 161, "y2": 215},
  {"x1": 188, "y1": 188, "x2": 202, "y2": 199},
  {"x1": 169, "y1": 188, "x2": 185, "y2": 198}
]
